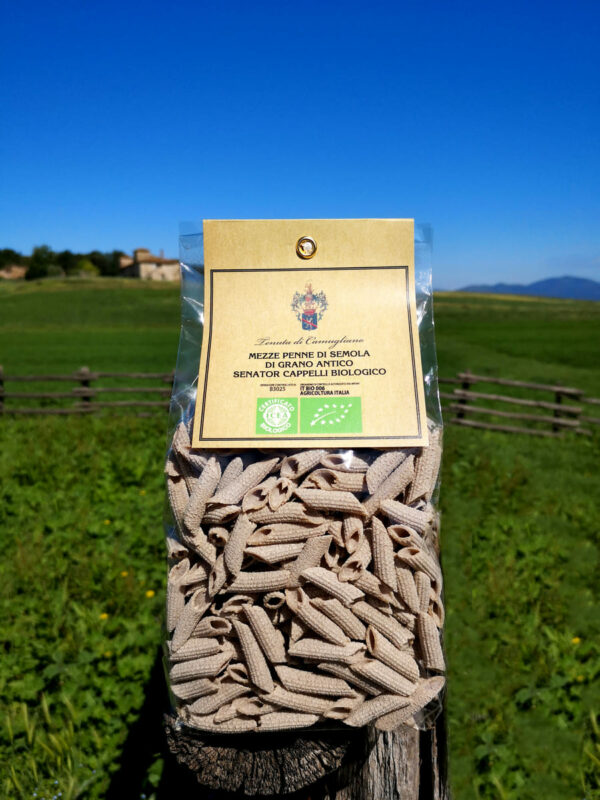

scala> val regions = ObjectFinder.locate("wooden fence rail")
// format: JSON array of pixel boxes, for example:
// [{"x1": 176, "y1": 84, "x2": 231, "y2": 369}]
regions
[
  {"x1": 439, "y1": 370, "x2": 598, "y2": 437},
  {"x1": 0, "y1": 366, "x2": 598, "y2": 436},
  {"x1": 0, "y1": 366, "x2": 173, "y2": 417}
]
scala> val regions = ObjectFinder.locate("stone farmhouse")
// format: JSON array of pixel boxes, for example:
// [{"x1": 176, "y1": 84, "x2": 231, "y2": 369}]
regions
[
  {"x1": 0, "y1": 265, "x2": 27, "y2": 280},
  {"x1": 119, "y1": 248, "x2": 180, "y2": 281}
]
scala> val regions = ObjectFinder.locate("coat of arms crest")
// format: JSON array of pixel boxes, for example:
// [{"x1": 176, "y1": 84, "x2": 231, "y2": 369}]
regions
[{"x1": 291, "y1": 282, "x2": 328, "y2": 330}]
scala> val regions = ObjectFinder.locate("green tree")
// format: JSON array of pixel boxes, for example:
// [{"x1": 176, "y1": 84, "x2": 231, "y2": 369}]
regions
[
  {"x1": 26, "y1": 245, "x2": 56, "y2": 280},
  {"x1": 56, "y1": 250, "x2": 78, "y2": 275},
  {"x1": 0, "y1": 248, "x2": 25, "y2": 268},
  {"x1": 76, "y1": 258, "x2": 100, "y2": 276}
]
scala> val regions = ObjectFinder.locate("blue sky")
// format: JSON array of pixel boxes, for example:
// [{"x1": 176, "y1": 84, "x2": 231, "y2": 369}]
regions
[{"x1": 1, "y1": 0, "x2": 598, "y2": 289}]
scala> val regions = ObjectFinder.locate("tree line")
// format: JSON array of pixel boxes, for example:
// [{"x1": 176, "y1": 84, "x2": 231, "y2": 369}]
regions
[{"x1": 0, "y1": 246, "x2": 123, "y2": 280}]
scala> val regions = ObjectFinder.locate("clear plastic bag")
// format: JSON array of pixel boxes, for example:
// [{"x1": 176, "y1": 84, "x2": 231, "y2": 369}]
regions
[{"x1": 164, "y1": 221, "x2": 445, "y2": 735}]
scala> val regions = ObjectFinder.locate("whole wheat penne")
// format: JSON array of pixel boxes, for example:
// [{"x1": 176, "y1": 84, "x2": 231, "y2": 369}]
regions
[
  {"x1": 397, "y1": 547, "x2": 442, "y2": 584},
  {"x1": 375, "y1": 675, "x2": 446, "y2": 730},
  {"x1": 417, "y1": 612, "x2": 445, "y2": 671},
  {"x1": 208, "y1": 553, "x2": 228, "y2": 596},
  {"x1": 193, "y1": 616, "x2": 232, "y2": 638},
  {"x1": 366, "y1": 627, "x2": 420, "y2": 682},
  {"x1": 301, "y1": 566, "x2": 365, "y2": 606},
  {"x1": 353, "y1": 570, "x2": 402, "y2": 609},
  {"x1": 169, "y1": 649, "x2": 233, "y2": 683},
  {"x1": 301, "y1": 469, "x2": 367, "y2": 493},
  {"x1": 380, "y1": 500, "x2": 433, "y2": 533},
  {"x1": 165, "y1": 453, "x2": 181, "y2": 479},
  {"x1": 362, "y1": 456, "x2": 415, "y2": 518},
  {"x1": 351, "y1": 659, "x2": 416, "y2": 696},
  {"x1": 244, "y1": 605, "x2": 287, "y2": 663},
  {"x1": 280, "y1": 449, "x2": 327, "y2": 479},
  {"x1": 171, "y1": 422, "x2": 206, "y2": 473},
  {"x1": 430, "y1": 595, "x2": 445, "y2": 627},
  {"x1": 241, "y1": 476, "x2": 278, "y2": 513},
  {"x1": 236, "y1": 698, "x2": 279, "y2": 716},
  {"x1": 328, "y1": 519, "x2": 344, "y2": 547},
  {"x1": 215, "y1": 456, "x2": 244, "y2": 493},
  {"x1": 226, "y1": 663, "x2": 250, "y2": 684},
  {"x1": 311, "y1": 597, "x2": 367, "y2": 641},
  {"x1": 247, "y1": 522, "x2": 329, "y2": 546},
  {"x1": 289, "y1": 617, "x2": 308, "y2": 644},
  {"x1": 248, "y1": 504, "x2": 326, "y2": 526},
  {"x1": 323, "y1": 541, "x2": 343, "y2": 571},
  {"x1": 387, "y1": 524, "x2": 425, "y2": 550},
  {"x1": 187, "y1": 713, "x2": 257, "y2": 733},
  {"x1": 286, "y1": 535, "x2": 332, "y2": 587},
  {"x1": 395, "y1": 567, "x2": 421, "y2": 614},
  {"x1": 323, "y1": 695, "x2": 365, "y2": 719},
  {"x1": 167, "y1": 559, "x2": 190, "y2": 632},
  {"x1": 414, "y1": 571, "x2": 432, "y2": 614},
  {"x1": 167, "y1": 477, "x2": 189, "y2": 533},
  {"x1": 287, "y1": 588, "x2": 349, "y2": 645},
  {"x1": 392, "y1": 609, "x2": 417, "y2": 632},
  {"x1": 338, "y1": 537, "x2": 372, "y2": 582},
  {"x1": 232, "y1": 619, "x2": 275, "y2": 693},
  {"x1": 352, "y1": 601, "x2": 413, "y2": 650},
  {"x1": 219, "y1": 594, "x2": 255, "y2": 617},
  {"x1": 166, "y1": 531, "x2": 189, "y2": 561},
  {"x1": 211, "y1": 458, "x2": 279, "y2": 505},
  {"x1": 246, "y1": 542, "x2": 305, "y2": 565},
  {"x1": 169, "y1": 637, "x2": 221, "y2": 662},
  {"x1": 366, "y1": 451, "x2": 408, "y2": 494},
  {"x1": 226, "y1": 570, "x2": 291, "y2": 594},
  {"x1": 207, "y1": 526, "x2": 230, "y2": 547},
  {"x1": 180, "y1": 561, "x2": 210, "y2": 587},
  {"x1": 343, "y1": 516, "x2": 364, "y2": 554},
  {"x1": 171, "y1": 678, "x2": 219, "y2": 702},
  {"x1": 223, "y1": 514, "x2": 256, "y2": 577},
  {"x1": 213, "y1": 699, "x2": 244, "y2": 723},
  {"x1": 171, "y1": 587, "x2": 211, "y2": 651},
  {"x1": 258, "y1": 712, "x2": 320, "y2": 730},
  {"x1": 264, "y1": 686, "x2": 333, "y2": 715},
  {"x1": 320, "y1": 453, "x2": 368, "y2": 473},
  {"x1": 370, "y1": 517, "x2": 398, "y2": 591},
  {"x1": 183, "y1": 457, "x2": 222, "y2": 534},
  {"x1": 262, "y1": 591, "x2": 285, "y2": 610},
  {"x1": 268, "y1": 477, "x2": 295, "y2": 510},
  {"x1": 295, "y1": 488, "x2": 366, "y2": 517},
  {"x1": 275, "y1": 664, "x2": 356, "y2": 697},
  {"x1": 405, "y1": 428, "x2": 442, "y2": 504},
  {"x1": 188, "y1": 536, "x2": 217, "y2": 567},
  {"x1": 288, "y1": 638, "x2": 364, "y2": 664},
  {"x1": 202, "y1": 505, "x2": 241, "y2": 525},
  {"x1": 373, "y1": 706, "x2": 416, "y2": 731},
  {"x1": 188, "y1": 682, "x2": 251, "y2": 715},
  {"x1": 344, "y1": 693, "x2": 410, "y2": 727},
  {"x1": 317, "y1": 662, "x2": 382, "y2": 695}
]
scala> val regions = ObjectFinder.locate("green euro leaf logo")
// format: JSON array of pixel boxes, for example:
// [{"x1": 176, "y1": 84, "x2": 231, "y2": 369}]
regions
[{"x1": 300, "y1": 397, "x2": 362, "y2": 434}]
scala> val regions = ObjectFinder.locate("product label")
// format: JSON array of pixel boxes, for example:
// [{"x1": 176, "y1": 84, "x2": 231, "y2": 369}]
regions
[{"x1": 192, "y1": 219, "x2": 428, "y2": 448}]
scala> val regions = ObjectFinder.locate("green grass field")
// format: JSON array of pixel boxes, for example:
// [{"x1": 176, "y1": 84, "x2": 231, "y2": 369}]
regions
[{"x1": 0, "y1": 279, "x2": 598, "y2": 799}]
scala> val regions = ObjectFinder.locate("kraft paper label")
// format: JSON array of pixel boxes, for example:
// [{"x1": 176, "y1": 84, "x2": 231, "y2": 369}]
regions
[{"x1": 191, "y1": 219, "x2": 428, "y2": 449}]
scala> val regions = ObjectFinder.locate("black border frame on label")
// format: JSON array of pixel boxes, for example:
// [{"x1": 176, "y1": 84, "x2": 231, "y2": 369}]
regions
[{"x1": 197, "y1": 266, "x2": 422, "y2": 443}]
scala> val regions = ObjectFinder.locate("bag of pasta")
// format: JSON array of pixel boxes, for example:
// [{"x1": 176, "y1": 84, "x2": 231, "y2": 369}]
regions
[{"x1": 164, "y1": 219, "x2": 444, "y2": 734}]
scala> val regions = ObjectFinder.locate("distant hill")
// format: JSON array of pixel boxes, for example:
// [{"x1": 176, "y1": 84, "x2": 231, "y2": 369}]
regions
[{"x1": 459, "y1": 275, "x2": 600, "y2": 301}]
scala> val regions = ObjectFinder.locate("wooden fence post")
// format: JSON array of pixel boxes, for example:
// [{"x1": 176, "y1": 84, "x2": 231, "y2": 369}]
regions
[
  {"x1": 77, "y1": 366, "x2": 93, "y2": 412},
  {"x1": 552, "y1": 389, "x2": 563, "y2": 433},
  {"x1": 456, "y1": 370, "x2": 471, "y2": 419}
]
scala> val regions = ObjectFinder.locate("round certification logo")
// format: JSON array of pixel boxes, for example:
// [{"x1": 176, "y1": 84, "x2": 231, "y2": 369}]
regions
[{"x1": 257, "y1": 398, "x2": 296, "y2": 434}]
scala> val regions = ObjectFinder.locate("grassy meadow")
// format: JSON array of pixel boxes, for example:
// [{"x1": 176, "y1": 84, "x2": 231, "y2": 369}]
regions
[{"x1": 0, "y1": 278, "x2": 599, "y2": 799}]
